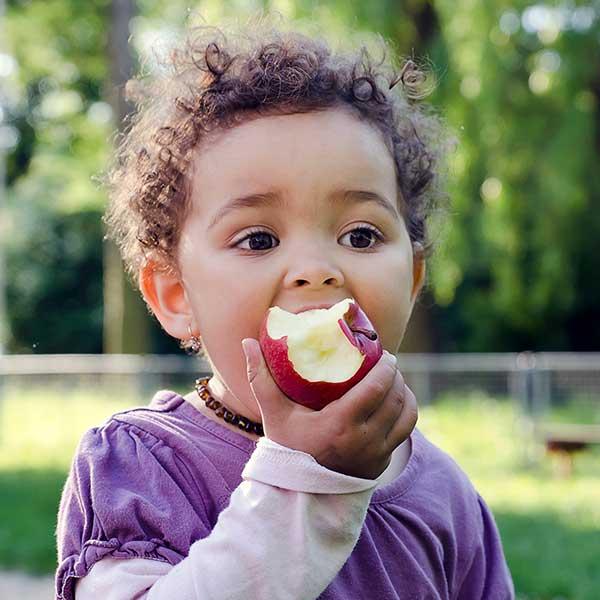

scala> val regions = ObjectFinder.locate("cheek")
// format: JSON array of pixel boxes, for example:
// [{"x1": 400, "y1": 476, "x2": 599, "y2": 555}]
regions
[
  {"x1": 361, "y1": 253, "x2": 413, "y2": 346},
  {"x1": 192, "y1": 274, "x2": 270, "y2": 341},
  {"x1": 364, "y1": 250, "x2": 413, "y2": 300}
]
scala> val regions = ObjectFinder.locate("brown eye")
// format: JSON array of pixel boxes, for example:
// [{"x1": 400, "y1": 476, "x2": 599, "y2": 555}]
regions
[
  {"x1": 340, "y1": 226, "x2": 384, "y2": 250},
  {"x1": 235, "y1": 229, "x2": 279, "y2": 251}
]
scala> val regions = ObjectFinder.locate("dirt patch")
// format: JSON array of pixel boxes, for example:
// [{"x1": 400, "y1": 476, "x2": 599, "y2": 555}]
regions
[{"x1": 0, "y1": 570, "x2": 55, "y2": 599}]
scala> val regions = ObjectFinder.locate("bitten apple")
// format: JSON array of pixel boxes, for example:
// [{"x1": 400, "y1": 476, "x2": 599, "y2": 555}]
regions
[{"x1": 258, "y1": 298, "x2": 383, "y2": 410}]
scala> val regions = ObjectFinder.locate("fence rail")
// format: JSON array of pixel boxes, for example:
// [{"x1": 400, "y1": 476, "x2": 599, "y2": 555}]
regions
[
  {"x1": 1, "y1": 352, "x2": 600, "y2": 418},
  {"x1": 3, "y1": 352, "x2": 600, "y2": 373}
]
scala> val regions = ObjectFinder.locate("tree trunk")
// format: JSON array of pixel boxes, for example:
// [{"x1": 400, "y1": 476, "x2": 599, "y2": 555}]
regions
[
  {"x1": 401, "y1": 290, "x2": 437, "y2": 353},
  {"x1": 103, "y1": 0, "x2": 150, "y2": 353}
]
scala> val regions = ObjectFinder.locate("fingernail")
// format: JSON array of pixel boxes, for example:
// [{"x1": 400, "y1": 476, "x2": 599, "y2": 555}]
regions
[
  {"x1": 242, "y1": 338, "x2": 254, "y2": 365},
  {"x1": 242, "y1": 339, "x2": 251, "y2": 360},
  {"x1": 242, "y1": 339, "x2": 258, "y2": 381},
  {"x1": 385, "y1": 351, "x2": 397, "y2": 364}
]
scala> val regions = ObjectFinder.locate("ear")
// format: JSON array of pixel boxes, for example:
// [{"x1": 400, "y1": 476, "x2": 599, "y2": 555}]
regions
[
  {"x1": 139, "y1": 261, "x2": 195, "y2": 340},
  {"x1": 410, "y1": 242, "x2": 426, "y2": 303}
]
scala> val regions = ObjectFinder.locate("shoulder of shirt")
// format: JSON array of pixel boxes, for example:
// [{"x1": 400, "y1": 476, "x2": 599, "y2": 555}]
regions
[
  {"x1": 409, "y1": 429, "x2": 485, "y2": 528},
  {"x1": 74, "y1": 390, "x2": 188, "y2": 452},
  {"x1": 415, "y1": 429, "x2": 479, "y2": 492}
]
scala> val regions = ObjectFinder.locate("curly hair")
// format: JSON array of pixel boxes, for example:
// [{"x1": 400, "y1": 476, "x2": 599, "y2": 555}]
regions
[{"x1": 104, "y1": 18, "x2": 453, "y2": 286}]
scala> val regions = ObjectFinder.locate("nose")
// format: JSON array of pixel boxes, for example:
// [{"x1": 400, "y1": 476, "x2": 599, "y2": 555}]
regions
[{"x1": 283, "y1": 248, "x2": 345, "y2": 289}]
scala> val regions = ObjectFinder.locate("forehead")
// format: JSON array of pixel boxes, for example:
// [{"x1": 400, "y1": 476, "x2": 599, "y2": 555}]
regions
[{"x1": 190, "y1": 107, "x2": 398, "y2": 206}]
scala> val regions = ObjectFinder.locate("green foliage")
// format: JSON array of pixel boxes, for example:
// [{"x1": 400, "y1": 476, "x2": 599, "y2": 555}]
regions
[
  {"x1": 6, "y1": 205, "x2": 104, "y2": 353},
  {"x1": 6, "y1": 0, "x2": 111, "y2": 194},
  {"x1": 4, "y1": 0, "x2": 113, "y2": 352},
  {"x1": 429, "y1": 1, "x2": 600, "y2": 350}
]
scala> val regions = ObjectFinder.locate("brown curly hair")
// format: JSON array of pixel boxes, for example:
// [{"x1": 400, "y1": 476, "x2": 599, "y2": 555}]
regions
[{"x1": 104, "y1": 19, "x2": 453, "y2": 286}]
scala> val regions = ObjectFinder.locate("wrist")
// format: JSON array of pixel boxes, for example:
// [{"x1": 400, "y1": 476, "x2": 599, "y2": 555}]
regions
[{"x1": 243, "y1": 437, "x2": 379, "y2": 493}]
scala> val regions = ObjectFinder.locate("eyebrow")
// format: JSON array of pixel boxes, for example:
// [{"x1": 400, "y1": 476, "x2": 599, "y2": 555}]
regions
[{"x1": 207, "y1": 189, "x2": 400, "y2": 231}]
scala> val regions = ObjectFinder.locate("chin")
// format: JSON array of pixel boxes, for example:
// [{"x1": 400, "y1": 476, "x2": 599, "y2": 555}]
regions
[{"x1": 259, "y1": 298, "x2": 383, "y2": 410}]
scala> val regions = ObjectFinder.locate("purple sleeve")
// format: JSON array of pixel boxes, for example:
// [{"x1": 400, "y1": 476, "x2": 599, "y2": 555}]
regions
[
  {"x1": 54, "y1": 420, "x2": 212, "y2": 600},
  {"x1": 455, "y1": 494, "x2": 515, "y2": 599}
]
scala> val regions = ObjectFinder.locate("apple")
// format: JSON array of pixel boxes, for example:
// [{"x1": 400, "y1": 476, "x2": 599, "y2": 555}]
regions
[{"x1": 258, "y1": 298, "x2": 383, "y2": 410}]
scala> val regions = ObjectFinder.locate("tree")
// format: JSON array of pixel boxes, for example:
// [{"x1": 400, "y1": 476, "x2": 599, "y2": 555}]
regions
[
  {"x1": 5, "y1": 0, "x2": 110, "y2": 353},
  {"x1": 4, "y1": 0, "x2": 162, "y2": 354},
  {"x1": 103, "y1": 0, "x2": 151, "y2": 353},
  {"x1": 429, "y1": 0, "x2": 600, "y2": 350}
]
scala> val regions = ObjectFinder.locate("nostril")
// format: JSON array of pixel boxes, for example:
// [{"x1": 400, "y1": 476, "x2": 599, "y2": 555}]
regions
[
  {"x1": 294, "y1": 277, "x2": 340, "y2": 287},
  {"x1": 294, "y1": 277, "x2": 338, "y2": 287}
]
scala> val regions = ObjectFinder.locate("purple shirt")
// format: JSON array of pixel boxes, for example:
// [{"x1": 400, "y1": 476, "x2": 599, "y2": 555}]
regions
[{"x1": 55, "y1": 390, "x2": 514, "y2": 599}]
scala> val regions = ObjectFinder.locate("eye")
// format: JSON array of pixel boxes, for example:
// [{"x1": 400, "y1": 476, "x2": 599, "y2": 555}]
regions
[
  {"x1": 234, "y1": 228, "x2": 279, "y2": 252},
  {"x1": 232, "y1": 224, "x2": 384, "y2": 253},
  {"x1": 339, "y1": 225, "x2": 384, "y2": 250}
]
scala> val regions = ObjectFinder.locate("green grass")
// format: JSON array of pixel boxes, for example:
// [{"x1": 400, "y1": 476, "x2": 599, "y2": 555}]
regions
[
  {"x1": 1, "y1": 386, "x2": 599, "y2": 599},
  {"x1": 543, "y1": 397, "x2": 600, "y2": 425}
]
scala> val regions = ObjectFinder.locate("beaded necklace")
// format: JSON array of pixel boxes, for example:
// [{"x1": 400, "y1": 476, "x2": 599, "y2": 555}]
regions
[{"x1": 194, "y1": 376, "x2": 264, "y2": 437}]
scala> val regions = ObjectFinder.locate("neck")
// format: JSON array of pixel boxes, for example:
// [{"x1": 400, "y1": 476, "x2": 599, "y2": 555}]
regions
[
  {"x1": 207, "y1": 375, "x2": 263, "y2": 423},
  {"x1": 184, "y1": 375, "x2": 263, "y2": 442}
]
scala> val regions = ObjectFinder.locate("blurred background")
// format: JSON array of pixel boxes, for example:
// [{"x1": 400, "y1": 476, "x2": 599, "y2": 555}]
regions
[{"x1": 1, "y1": 0, "x2": 599, "y2": 598}]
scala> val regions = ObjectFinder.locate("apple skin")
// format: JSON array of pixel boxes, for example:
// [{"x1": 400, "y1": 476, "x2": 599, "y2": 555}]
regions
[{"x1": 258, "y1": 300, "x2": 383, "y2": 410}]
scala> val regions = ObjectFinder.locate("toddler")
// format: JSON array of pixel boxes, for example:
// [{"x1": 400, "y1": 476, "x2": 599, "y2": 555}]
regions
[{"x1": 55, "y1": 17, "x2": 515, "y2": 600}]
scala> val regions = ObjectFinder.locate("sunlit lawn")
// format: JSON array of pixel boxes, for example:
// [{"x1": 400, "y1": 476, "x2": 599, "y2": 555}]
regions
[{"x1": 1, "y1": 386, "x2": 599, "y2": 599}]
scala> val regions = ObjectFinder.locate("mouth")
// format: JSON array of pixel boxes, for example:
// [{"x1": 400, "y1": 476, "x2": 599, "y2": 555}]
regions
[
  {"x1": 291, "y1": 298, "x2": 355, "y2": 315},
  {"x1": 294, "y1": 304, "x2": 336, "y2": 314}
]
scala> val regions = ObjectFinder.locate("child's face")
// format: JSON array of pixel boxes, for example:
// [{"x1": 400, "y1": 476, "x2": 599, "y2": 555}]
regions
[{"x1": 145, "y1": 107, "x2": 424, "y2": 420}]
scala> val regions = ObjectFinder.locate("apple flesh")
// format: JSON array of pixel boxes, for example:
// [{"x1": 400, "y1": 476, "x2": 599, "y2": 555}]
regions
[{"x1": 258, "y1": 298, "x2": 383, "y2": 410}]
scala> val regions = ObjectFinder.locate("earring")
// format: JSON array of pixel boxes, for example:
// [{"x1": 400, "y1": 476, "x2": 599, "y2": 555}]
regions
[
  {"x1": 186, "y1": 324, "x2": 203, "y2": 355},
  {"x1": 412, "y1": 241, "x2": 424, "y2": 255}
]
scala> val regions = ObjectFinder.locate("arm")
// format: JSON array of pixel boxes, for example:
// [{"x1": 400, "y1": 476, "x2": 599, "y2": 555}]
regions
[{"x1": 75, "y1": 438, "x2": 378, "y2": 600}]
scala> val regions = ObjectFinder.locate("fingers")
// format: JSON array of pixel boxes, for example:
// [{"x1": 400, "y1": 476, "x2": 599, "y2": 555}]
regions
[
  {"x1": 384, "y1": 383, "x2": 418, "y2": 450},
  {"x1": 241, "y1": 338, "x2": 293, "y2": 421},
  {"x1": 333, "y1": 351, "x2": 398, "y2": 423},
  {"x1": 365, "y1": 367, "x2": 406, "y2": 430}
]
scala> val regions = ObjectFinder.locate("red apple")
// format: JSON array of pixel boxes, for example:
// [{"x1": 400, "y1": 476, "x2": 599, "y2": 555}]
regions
[{"x1": 258, "y1": 298, "x2": 383, "y2": 410}]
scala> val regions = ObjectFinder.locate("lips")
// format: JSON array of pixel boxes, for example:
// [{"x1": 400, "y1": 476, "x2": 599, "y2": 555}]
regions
[{"x1": 292, "y1": 301, "x2": 351, "y2": 314}]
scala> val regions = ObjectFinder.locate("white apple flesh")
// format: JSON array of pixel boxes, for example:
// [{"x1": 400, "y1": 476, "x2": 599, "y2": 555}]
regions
[{"x1": 259, "y1": 298, "x2": 383, "y2": 410}]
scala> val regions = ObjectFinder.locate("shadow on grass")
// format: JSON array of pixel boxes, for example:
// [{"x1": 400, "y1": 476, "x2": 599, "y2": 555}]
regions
[
  {"x1": 0, "y1": 468, "x2": 67, "y2": 574},
  {"x1": 496, "y1": 510, "x2": 600, "y2": 600}
]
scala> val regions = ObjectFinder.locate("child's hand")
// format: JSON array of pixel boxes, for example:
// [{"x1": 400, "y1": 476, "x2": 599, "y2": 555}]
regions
[{"x1": 242, "y1": 338, "x2": 418, "y2": 480}]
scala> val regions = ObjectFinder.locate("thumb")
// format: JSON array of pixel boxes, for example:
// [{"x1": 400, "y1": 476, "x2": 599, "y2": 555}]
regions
[{"x1": 241, "y1": 338, "x2": 289, "y2": 420}]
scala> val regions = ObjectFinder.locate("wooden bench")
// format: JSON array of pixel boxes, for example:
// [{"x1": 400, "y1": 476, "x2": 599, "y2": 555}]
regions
[{"x1": 535, "y1": 423, "x2": 600, "y2": 476}]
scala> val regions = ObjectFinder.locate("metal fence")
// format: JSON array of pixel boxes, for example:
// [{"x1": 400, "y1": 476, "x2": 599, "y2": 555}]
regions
[{"x1": 1, "y1": 352, "x2": 599, "y2": 422}]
